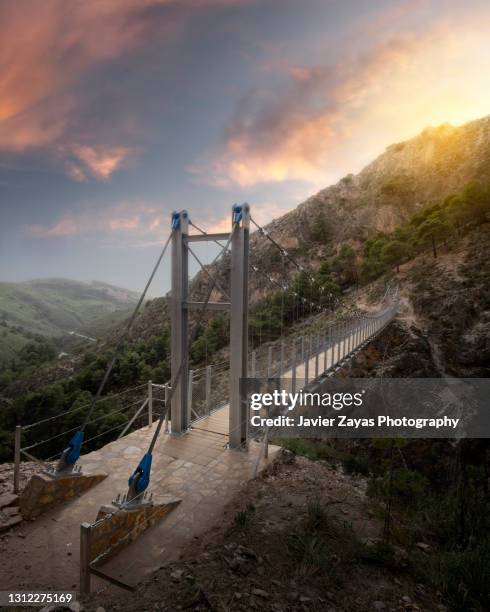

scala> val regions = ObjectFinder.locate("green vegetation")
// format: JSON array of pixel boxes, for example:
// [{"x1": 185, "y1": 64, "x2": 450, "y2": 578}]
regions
[
  {"x1": 357, "y1": 179, "x2": 490, "y2": 282},
  {"x1": 287, "y1": 494, "x2": 360, "y2": 582},
  {"x1": 369, "y1": 447, "x2": 489, "y2": 611},
  {"x1": 233, "y1": 503, "x2": 256, "y2": 529},
  {"x1": 190, "y1": 314, "x2": 229, "y2": 363},
  {"x1": 0, "y1": 278, "x2": 138, "y2": 364},
  {"x1": 281, "y1": 436, "x2": 489, "y2": 611},
  {"x1": 0, "y1": 328, "x2": 172, "y2": 462}
]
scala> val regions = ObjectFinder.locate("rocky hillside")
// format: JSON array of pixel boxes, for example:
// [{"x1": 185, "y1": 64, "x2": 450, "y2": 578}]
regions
[
  {"x1": 262, "y1": 116, "x2": 490, "y2": 256},
  {"x1": 138, "y1": 116, "x2": 490, "y2": 327},
  {"x1": 341, "y1": 222, "x2": 490, "y2": 379},
  {"x1": 214, "y1": 115, "x2": 490, "y2": 301}
]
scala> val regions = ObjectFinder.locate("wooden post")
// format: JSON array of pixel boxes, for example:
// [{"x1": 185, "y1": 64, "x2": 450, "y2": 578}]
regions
[
  {"x1": 13, "y1": 425, "x2": 21, "y2": 494},
  {"x1": 80, "y1": 522, "x2": 92, "y2": 595}
]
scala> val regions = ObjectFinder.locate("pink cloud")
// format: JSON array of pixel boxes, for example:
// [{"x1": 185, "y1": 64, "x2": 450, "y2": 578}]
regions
[
  {"x1": 27, "y1": 201, "x2": 165, "y2": 239},
  {"x1": 0, "y1": 0, "x2": 255, "y2": 180},
  {"x1": 29, "y1": 218, "x2": 79, "y2": 238},
  {"x1": 67, "y1": 145, "x2": 134, "y2": 181}
]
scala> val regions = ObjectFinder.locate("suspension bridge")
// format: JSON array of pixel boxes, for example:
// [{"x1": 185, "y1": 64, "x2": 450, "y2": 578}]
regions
[{"x1": 7, "y1": 204, "x2": 399, "y2": 594}]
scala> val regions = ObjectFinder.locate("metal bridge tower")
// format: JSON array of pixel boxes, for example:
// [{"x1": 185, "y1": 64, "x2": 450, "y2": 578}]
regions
[{"x1": 169, "y1": 204, "x2": 250, "y2": 449}]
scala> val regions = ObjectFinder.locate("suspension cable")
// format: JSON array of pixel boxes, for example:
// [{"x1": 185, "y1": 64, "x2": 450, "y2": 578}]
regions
[
  {"x1": 187, "y1": 244, "x2": 231, "y2": 301},
  {"x1": 250, "y1": 215, "x2": 358, "y2": 317},
  {"x1": 79, "y1": 232, "x2": 172, "y2": 432}
]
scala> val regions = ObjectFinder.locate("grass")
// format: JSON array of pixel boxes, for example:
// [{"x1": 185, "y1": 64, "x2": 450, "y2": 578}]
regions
[
  {"x1": 288, "y1": 531, "x2": 328, "y2": 574},
  {"x1": 273, "y1": 437, "x2": 345, "y2": 463},
  {"x1": 233, "y1": 503, "x2": 256, "y2": 529},
  {"x1": 273, "y1": 437, "x2": 371, "y2": 476},
  {"x1": 287, "y1": 494, "x2": 360, "y2": 583}
]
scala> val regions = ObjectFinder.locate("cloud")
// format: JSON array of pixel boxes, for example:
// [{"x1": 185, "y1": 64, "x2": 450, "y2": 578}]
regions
[
  {"x1": 197, "y1": 5, "x2": 490, "y2": 188},
  {"x1": 0, "y1": 0, "x2": 254, "y2": 180},
  {"x1": 64, "y1": 145, "x2": 134, "y2": 181},
  {"x1": 28, "y1": 219, "x2": 80, "y2": 238},
  {"x1": 27, "y1": 201, "x2": 165, "y2": 239}
]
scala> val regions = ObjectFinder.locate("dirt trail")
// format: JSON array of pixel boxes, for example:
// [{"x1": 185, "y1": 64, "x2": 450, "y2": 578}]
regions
[{"x1": 90, "y1": 455, "x2": 445, "y2": 612}]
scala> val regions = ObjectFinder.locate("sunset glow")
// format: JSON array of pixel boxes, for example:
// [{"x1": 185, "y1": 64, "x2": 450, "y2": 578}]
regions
[{"x1": 1, "y1": 0, "x2": 490, "y2": 289}]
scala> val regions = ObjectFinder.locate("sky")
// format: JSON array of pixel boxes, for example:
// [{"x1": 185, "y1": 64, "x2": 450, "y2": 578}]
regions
[{"x1": 1, "y1": 0, "x2": 490, "y2": 293}]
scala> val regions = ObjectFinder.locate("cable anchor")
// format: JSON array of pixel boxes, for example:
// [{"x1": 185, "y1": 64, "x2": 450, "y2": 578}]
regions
[
  {"x1": 120, "y1": 452, "x2": 153, "y2": 508},
  {"x1": 49, "y1": 430, "x2": 84, "y2": 477}
]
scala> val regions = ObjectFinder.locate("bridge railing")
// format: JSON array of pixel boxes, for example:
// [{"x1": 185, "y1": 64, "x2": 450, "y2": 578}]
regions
[
  {"x1": 13, "y1": 291, "x2": 399, "y2": 490},
  {"x1": 187, "y1": 290, "x2": 399, "y2": 420},
  {"x1": 12, "y1": 382, "x2": 162, "y2": 493}
]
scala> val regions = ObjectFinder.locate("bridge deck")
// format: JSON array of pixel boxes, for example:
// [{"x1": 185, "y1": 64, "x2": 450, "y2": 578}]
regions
[{"x1": 1, "y1": 407, "x2": 279, "y2": 593}]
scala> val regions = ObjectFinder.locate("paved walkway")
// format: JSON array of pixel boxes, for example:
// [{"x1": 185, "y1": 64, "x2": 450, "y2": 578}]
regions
[{"x1": 0, "y1": 408, "x2": 279, "y2": 593}]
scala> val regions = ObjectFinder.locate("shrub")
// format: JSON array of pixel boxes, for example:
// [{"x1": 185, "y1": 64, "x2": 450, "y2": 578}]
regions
[
  {"x1": 288, "y1": 531, "x2": 328, "y2": 573},
  {"x1": 234, "y1": 503, "x2": 255, "y2": 529},
  {"x1": 367, "y1": 468, "x2": 429, "y2": 508}
]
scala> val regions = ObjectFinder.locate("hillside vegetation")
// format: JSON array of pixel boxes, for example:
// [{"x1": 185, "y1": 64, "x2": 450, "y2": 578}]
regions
[{"x1": 0, "y1": 278, "x2": 138, "y2": 364}]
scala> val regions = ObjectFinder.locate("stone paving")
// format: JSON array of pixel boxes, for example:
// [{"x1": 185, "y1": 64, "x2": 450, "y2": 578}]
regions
[{"x1": 0, "y1": 407, "x2": 279, "y2": 593}]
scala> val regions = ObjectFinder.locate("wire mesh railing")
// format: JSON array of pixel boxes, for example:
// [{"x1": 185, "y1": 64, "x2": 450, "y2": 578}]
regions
[
  {"x1": 13, "y1": 284, "x2": 399, "y2": 492},
  {"x1": 12, "y1": 382, "x2": 164, "y2": 493}
]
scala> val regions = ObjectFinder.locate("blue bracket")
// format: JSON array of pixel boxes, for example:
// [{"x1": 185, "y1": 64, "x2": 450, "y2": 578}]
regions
[
  {"x1": 127, "y1": 452, "x2": 152, "y2": 501},
  {"x1": 171, "y1": 211, "x2": 189, "y2": 230},
  {"x1": 58, "y1": 430, "x2": 84, "y2": 471},
  {"x1": 232, "y1": 204, "x2": 243, "y2": 225},
  {"x1": 171, "y1": 211, "x2": 181, "y2": 230}
]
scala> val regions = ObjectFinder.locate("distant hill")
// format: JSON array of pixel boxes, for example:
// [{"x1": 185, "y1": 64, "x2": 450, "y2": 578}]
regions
[{"x1": 0, "y1": 279, "x2": 139, "y2": 364}]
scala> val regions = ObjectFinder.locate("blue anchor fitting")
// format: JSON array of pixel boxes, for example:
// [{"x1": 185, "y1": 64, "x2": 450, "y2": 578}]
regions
[
  {"x1": 127, "y1": 452, "x2": 152, "y2": 503},
  {"x1": 171, "y1": 211, "x2": 181, "y2": 230},
  {"x1": 57, "y1": 430, "x2": 84, "y2": 472},
  {"x1": 232, "y1": 204, "x2": 243, "y2": 225}
]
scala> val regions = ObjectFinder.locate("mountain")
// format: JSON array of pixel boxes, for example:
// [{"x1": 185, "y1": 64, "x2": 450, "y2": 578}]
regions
[
  {"x1": 0, "y1": 278, "x2": 139, "y2": 364},
  {"x1": 243, "y1": 115, "x2": 490, "y2": 293}
]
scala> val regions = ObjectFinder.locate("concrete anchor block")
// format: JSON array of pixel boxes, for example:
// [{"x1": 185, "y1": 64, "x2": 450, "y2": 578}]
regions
[
  {"x1": 89, "y1": 496, "x2": 181, "y2": 565},
  {"x1": 19, "y1": 472, "x2": 108, "y2": 520}
]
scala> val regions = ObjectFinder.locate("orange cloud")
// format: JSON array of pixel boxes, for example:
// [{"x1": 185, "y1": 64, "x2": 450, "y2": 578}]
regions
[
  {"x1": 29, "y1": 219, "x2": 79, "y2": 238},
  {"x1": 199, "y1": 9, "x2": 490, "y2": 188},
  {"x1": 67, "y1": 145, "x2": 134, "y2": 181},
  {"x1": 27, "y1": 201, "x2": 164, "y2": 238}
]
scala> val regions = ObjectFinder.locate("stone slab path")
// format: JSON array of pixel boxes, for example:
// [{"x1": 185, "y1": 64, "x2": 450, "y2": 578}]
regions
[{"x1": 0, "y1": 407, "x2": 279, "y2": 594}]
